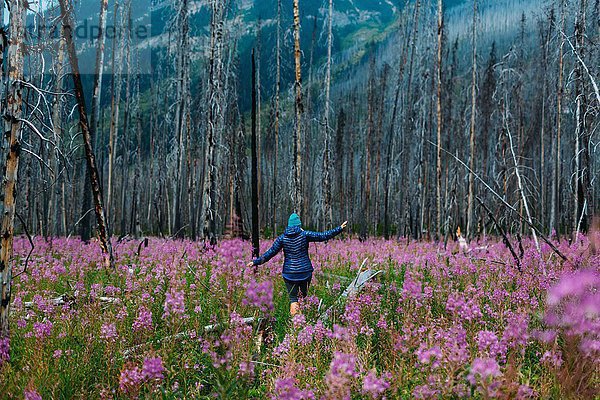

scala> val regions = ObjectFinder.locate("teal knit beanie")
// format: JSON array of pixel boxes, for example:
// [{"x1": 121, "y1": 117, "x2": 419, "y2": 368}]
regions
[{"x1": 288, "y1": 213, "x2": 301, "y2": 227}]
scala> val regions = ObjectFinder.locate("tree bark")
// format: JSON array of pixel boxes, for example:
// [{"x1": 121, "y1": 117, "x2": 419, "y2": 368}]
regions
[
  {"x1": 293, "y1": 0, "x2": 304, "y2": 215},
  {"x1": 0, "y1": 0, "x2": 25, "y2": 341},
  {"x1": 466, "y1": 0, "x2": 477, "y2": 239},
  {"x1": 550, "y1": 0, "x2": 565, "y2": 236},
  {"x1": 48, "y1": 37, "x2": 66, "y2": 238},
  {"x1": 272, "y1": 0, "x2": 282, "y2": 237},
  {"x1": 107, "y1": 0, "x2": 124, "y2": 227},
  {"x1": 436, "y1": 0, "x2": 444, "y2": 240},
  {"x1": 251, "y1": 50, "x2": 260, "y2": 258},
  {"x1": 322, "y1": 0, "x2": 334, "y2": 228},
  {"x1": 59, "y1": 0, "x2": 114, "y2": 268},
  {"x1": 81, "y1": 0, "x2": 109, "y2": 242}
]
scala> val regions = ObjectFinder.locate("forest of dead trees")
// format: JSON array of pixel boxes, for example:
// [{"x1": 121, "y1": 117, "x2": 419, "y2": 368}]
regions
[{"x1": 0, "y1": 0, "x2": 598, "y2": 250}]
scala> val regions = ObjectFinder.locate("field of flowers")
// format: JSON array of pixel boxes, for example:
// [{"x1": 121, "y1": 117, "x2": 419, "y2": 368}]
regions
[{"x1": 1, "y1": 234, "x2": 598, "y2": 399}]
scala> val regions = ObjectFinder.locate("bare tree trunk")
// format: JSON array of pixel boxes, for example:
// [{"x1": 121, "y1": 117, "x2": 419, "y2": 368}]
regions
[
  {"x1": 436, "y1": 0, "x2": 444, "y2": 240},
  {"x1": 107, "y1": 0, "x2": 125, "y2": 226},
  {"x1": 81, "y1": 0, "x2": 109, "y2": 242},
  {"x1": 201, "y1": 0, "x2": 225, "y2": 242},
  {"x1": 466, "y1": 0, "x2": 477, "y2": 239},
  {"x1": 383, "y1": 0, "x2": 416, "y2": 239},
  {"x1": 272, "y1": 0, "x2": 281, "y2": 237},
  {"x1": 0, "y1": 0, "x2": 25, "y2": 341},
  {"x1": 251, "y1": 50, "x2": 260, "y2": 257},
  {"x1": 573, "y1": 0, "x2": 587, "y2": 241},
  {"x1": 119, "y1": 2, "x2": 132, "y2": 236},
  {"x1": 550, "y1": 0, "x2": 565, "y2": 236},
  {"x1": 503, "y1": 97, "x2": 541, "y2": 253},
  {"x1": 59, "y1": 0, "x2": 114, "y2": 268},
  {"x1": 293, "y1": 0, "x2": 304, "y2": 215},
  {"x1": 256, "y1": 21, "x2": 263, "y2": 230},
  {"x1": 322, "y1": 0, "x2": 334, "y2": 228},
  {"x1": 48, "y1": 37, "x2": 66, "y2": 238},
  {"x1": 173, "y1": 0, "x2": 190, "y2": 238}
]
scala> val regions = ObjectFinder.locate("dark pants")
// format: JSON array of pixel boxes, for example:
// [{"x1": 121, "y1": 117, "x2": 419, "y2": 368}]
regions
[{"x1": 284, "y1": 277, "x2": 312, "y2": 303}]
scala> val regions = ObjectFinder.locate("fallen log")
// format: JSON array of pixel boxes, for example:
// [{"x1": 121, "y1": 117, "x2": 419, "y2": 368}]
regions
[
  {"x1": 122, "y1": 316, "x2": 268, "y2": 359},
  {"x1": 318, "y1": 259, "x2": 383, "y2": 322},
  {"x1": 23, "y1": 295, "x2": 120, "y2": 309}
]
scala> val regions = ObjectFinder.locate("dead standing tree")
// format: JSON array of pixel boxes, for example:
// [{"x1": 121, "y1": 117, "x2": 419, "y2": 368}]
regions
[
  {"x1": 272, "y1": 0, "x2": 282, "y2": 237},
  {"x1": 466, "y1": 0, "x2": 478, "y2": 239},
  {"x1": 201, "y1": 0, "x2": 226, "y2": 242},
  {"x1": 59, "y1": 0, "x2": 114, "y2": 268},
  {"x1": 0, "y1": 0, "x2": 25, "y2": 343},
  {"x1": 436, "y1": 0, "x2": 444, "y2": 240},
  {"x1": 80, "y1": 0, "x2": 109, "y2": 242},
  {"x1": 251, "y1": 50, "x2": 260, "y2": 258},
  {"x1": 321, "y1": 0, "x2": 334, "y2": 228},
  {"x1": 293, "y1": 0, "x2": 304, "y2": 215},
  {"x1": 173, "y1": 0, "x2": 190, "y2": 238}
]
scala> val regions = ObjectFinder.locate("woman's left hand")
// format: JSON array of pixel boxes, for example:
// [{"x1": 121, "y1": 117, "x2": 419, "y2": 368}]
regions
[{"x1": 246, "y1": 261, "x2": 254, "y2": 268}]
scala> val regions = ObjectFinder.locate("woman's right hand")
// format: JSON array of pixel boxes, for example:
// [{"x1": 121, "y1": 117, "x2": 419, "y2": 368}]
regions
[{"x1": 341, "y1": 221, "x2": 348, "y2": 229}]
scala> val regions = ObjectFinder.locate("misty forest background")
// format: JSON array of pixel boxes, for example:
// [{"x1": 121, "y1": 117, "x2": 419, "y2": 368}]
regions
[{"x1": 1, "y1": 0, "x2": 599, "y2": 247}]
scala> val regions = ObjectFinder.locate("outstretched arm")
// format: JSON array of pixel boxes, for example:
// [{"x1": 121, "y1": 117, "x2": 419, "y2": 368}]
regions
[
  {"x1": 250, "y1": 236, "x2": 284, "y2": 266},
  {"x1": 305, "y1": 221, "x2": 347, "y2": 242}
]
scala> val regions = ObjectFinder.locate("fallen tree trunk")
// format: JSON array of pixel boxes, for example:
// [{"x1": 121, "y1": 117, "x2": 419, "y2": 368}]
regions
[
  {"x1": 319, "y1": 259, "x2": 383, "y2": 322},
  {"x1": 122, "y1": 316, "x2": 268, "y2": 359},
  {"x1": 23, "y1": 295, "x2": 120, "y2": 309}
]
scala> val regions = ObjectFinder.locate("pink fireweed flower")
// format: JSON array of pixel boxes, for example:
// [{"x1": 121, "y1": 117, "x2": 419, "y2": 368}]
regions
[
  {"x1": 416, "y1": 345, "x2": 443, "y2": 368},
  {"x1": 540, "y1": 350, "x2": 563, "y2": 368},
  {"x1": 329, "y1": 352, "x2": 359, "y2": 378},
  {"x1": 467, "y1": 357, "x2": 502, "y2": 386},
  {"x1": 142, "y1": 356, "x2": 165, "y2": 380},
  {"x1": 543, "y1": 269, "x2": 599, "y2": 353},
  {"x1": 297, "y1": 325, "x2": 314, "y2": 346},
  {"x1": 476, "y1": 330, "x2": 506, "y2": 359},
  {"x1": 517, "y1": 384, "x2": 536, "y2": 399},
  {"x1": 502, "y1": 313, "x2": 530, "y2": 349},
  {"x1": 324, "y1": 352, "x2": 359, "y2": 400},
  {"x1": 271, "y1": 377, "x2": 314, "y2": 400},
  {"x1": 0, "y1": 337, "x2": 9, "y2": 365},
  {"x1": 119, "y1": 364, "x2": 143, "y2": 395},
  {"x1": 242, "y1": 280, "x2": 273, "y2": 313},
  {"x1": 401, "y1": 273, "x2": 423, "y2": 302},
  {"x1": 132, "y1": 305, "x2": 153, "y2": 333},
  {"x1": 33, "y1": 320, "x2": 53, "y2": 339},
  {"x1": 100, "y1": 323, "x2": 118, "y2": 342},
  {"x1": 292, "y1": 313, "x2": 306, "y2": 329},
  {"x1": 362, "y1": 370, "x2": 391, "y2": 399},
  {"x1": 23, "y1": 389, "x2": 42, "y2": 400},
  {"x1": 162, "y1": 288, "x2": 185, "y2": 319}
]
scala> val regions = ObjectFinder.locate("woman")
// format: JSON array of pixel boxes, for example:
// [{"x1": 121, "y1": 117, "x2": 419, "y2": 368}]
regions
[{"x1": 247, "y1": 213, "x2": 348, "y2": 315}]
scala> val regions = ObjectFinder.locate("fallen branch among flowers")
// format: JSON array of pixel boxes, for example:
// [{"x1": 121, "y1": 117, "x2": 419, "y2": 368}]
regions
[{"x1": 122, "y1": 316, "x2": 268, "y2": 359}]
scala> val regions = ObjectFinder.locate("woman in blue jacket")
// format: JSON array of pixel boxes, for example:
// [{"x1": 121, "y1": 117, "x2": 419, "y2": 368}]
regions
[{"x1": 247, "y1": 213, "x2": 347, "y2": 315}]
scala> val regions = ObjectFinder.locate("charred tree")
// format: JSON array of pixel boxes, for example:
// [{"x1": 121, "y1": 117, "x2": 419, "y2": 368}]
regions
[{"x1": 59, "y1": 0, "x2": 114, "y2": 268}]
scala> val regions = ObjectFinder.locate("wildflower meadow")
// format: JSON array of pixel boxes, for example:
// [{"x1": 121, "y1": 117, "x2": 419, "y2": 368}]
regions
[{"x1": 1, "y1": 235, "x2": 598, "y2": 399}]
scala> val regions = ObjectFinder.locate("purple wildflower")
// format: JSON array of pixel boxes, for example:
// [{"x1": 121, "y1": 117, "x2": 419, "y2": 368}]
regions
[
  {"x1": 33, "y1": 320, "x2": 53, "y2": 339},
  {"x1": 24, "y1": 389, "x2": 42, "y2": 400},
  {"x1": 162, "y1": 288, "x2": 185, "y2": 319},
  {"x1": 362, "y1": 370, "x2": 391, "y2": 399},
  {"x1": 142, "y1": 356, "x2": 165, "y2": 380},
  {"x1": 119, "y1": 364, "x2": 143, "y2": 395},
  {"x1": 242, "y1": 280, "x2": 274, "y2": 313},
  {"x1": 100, "y1": 323, "x2": 117, "y2": 342},
  {"x1": 0, "y1": 337, "x2": 9, "y2": 365},
  {"x1": 133, "y1": 305, "x2": 153, "y2": 333},
  {"x1": 271, "y1": 377, "x2": 314, "y2": 400},
  {"x1": 467, "y1": 357, "x2": 502, "y2": 385}
]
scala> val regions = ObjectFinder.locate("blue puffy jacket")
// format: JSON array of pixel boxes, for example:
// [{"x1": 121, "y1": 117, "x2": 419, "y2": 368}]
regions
[{"x1": 252, "y1": 225, "x2": 343, "y2": 281}]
